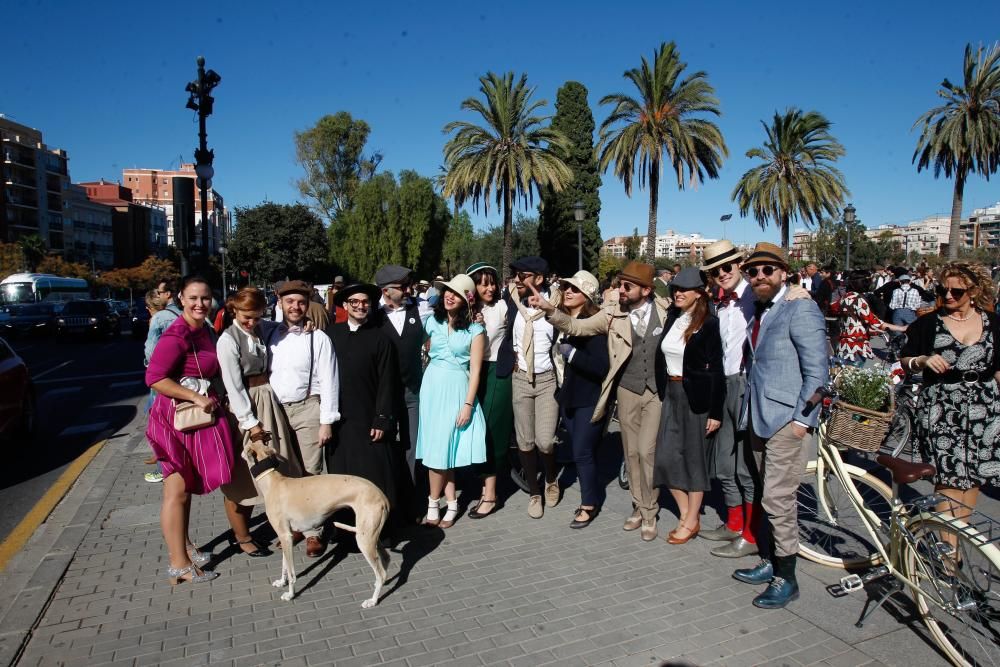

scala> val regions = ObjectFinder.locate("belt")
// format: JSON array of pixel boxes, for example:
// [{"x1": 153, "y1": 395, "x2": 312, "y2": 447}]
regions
[
  {"x1": 666, "y1": 374, "x2": 684, "y2": 382},
  {"x1": 246, "y1": 373, "x2": 270, "y2": 388},
  {"x1": 514, "y1": 367, "x2": 554, "y2": 375},
  {"x1": 936, "y1": 368, "x2": 992, "y2": 384}
]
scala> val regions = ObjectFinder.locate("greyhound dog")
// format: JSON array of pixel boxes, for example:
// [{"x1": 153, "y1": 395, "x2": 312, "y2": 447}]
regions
[{"x1": 242, "y1": 440, "x2": 390, "y2": 607}]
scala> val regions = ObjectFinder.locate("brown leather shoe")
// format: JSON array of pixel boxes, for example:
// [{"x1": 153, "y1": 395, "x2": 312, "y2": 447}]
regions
[
  {"x1": 305, "y1": 536, "x2": 326, "y2": 558},
  {"x1": 623, "y1": 511, "x2": 642, "y2": 531}
]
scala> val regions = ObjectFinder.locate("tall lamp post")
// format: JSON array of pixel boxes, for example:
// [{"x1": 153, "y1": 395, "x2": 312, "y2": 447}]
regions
[
  {"x1": 843, "y1": 203, "x2": 856, "y2": 270},
  {"x1": 185, "y1": 56, "x2": 221, "y2": 265},
  {"x1": 720, "y1": 213, "x2": 732, "y2": 239},
  {"x1": 573, "y1": 200, "x2": 585, "y2": 272}
]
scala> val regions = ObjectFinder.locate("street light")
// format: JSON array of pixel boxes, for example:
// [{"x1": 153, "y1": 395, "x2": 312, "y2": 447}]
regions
[
  {"x1": 720, "y1": 213, "x2": 732, "y2": 239},
  {"x1": 573, "y1": 200, "x2": 585, "y2": 272},
  {"x1": 185, "y1": 55, "x2": 221, "y2": 264},
  {"x1": 843, "y1": 203, "x2": 856, "y2": 270}
]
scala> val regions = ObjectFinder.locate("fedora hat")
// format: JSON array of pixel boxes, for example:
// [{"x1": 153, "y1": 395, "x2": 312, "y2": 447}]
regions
[
  {"x1": 435, "y1": 273, "x2": 477, "y2": 305},
  {"x1": 742, "y1": 242, "x2": 789, "y2": 270},
  {"x1": 558, "y1": 270, "x2": 600, "y2": 303},
  {"x1": 617, "y1": 260, "x2": 655, "y2": 288},
  {"x1": 701, "y1": 239, "x2": 745, "y2": 271}
]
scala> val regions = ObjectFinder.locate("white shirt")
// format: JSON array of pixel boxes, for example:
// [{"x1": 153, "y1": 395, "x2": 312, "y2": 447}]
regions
[
  {"x1": 512, "y1": 293, "x2": 555, "y2": 373},
  {"x1": 660, "y1": 311, "x2": 690, "y2": 376},
  {"x1": 629, "y1": 299, "x2": 653, "y2": 332},
  {"x1": 217, "y1": 325, "x2": 268, "y2": 431},
  {"x1": 717, "y1": 279, "x2": 755, "y2": 376},
  {"x1": 269, "y1": 325, "x2": 340, "y2": 424},
  {"x1": 480, "y1": 299, "x2": 508, "y2": 362},
  {"x1": 380, "y1": 296, "x2": 432, "y2": 335}
]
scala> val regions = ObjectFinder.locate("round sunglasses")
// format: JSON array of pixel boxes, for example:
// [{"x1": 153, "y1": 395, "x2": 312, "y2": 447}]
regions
[
  {"x1": 745, "y1": 265, "x2": 779, "y2": 278},
  {"x1": 935, "y1": 285, "x2": 968, "y2": 300}
]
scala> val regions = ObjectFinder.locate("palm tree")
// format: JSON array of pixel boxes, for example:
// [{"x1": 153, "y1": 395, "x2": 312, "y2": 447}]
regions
[
  {"x1": 731, "y1": 108, "x2": 848, "y2": 249},
  {"x1": 442, "y1": 72, "x2": 572, "y2": 277},
  {"x1": 913, "y1": 42, "x2": 1000, "y2": 260},
  {"x1": 596, "y1": 42, "x2": 727, "y2": 263}
]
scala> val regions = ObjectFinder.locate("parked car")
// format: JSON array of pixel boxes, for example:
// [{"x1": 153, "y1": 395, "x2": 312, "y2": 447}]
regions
[
  {"x1": 0, "y1": 303, "x2": 57, "y2": 338},
  {"x1": 130, "y1": 305, "x2": 152, "y2": 340},
  {"x1": 55, "y1": 300, "x2": 121, "y2": 339},
  {"x1": 106, "y1": 299, "x2": 131, "y2": 319},
  {"x1": 0, "y1": 337, "x2": 36, "y2": 440}
]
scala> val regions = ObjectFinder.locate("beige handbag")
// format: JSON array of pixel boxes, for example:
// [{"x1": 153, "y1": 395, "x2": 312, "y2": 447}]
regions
[{"x1": 172, "y1": 344, "x2": 217, "y2": 432}]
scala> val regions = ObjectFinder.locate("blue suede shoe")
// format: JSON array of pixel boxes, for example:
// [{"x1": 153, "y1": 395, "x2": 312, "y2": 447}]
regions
[
  {"x1": 752, "y1": 576, "x2": 799, "y2": 609},
  {"x1": 733, "y1": 559, "x2": 772, "y2": 585}
]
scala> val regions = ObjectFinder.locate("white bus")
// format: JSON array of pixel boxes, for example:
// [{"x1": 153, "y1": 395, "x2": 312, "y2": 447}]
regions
[{"x1": 0, "y1": 273, "x2": 90, "y2": 305}]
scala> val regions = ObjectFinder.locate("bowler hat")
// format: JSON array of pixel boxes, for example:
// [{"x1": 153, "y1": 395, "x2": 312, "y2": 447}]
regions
[
  {"x1": 510, "y1": 256, "x2": 549, "y2": 276},
  {"x1": 374, "y1": 264, "x2": 413, "y2": 288},
  {"x1": 617, "y1": 260, "x2": 655, "y2": 288},
  {"x1": 671, "y1": 266, "x2": 707, "y2": 290},
  {"x1": 701, "y1": 239, "x2": 745, "y2": 271},
  {"x1": 333, "y1": 283, "x2": 382, "y2": 307},
  {"x1": 276, "y1": 279, "x2": 312, "y2": 298},
  {"x1": 741, "y1": 242, "x2": 789, "y2": 270}
]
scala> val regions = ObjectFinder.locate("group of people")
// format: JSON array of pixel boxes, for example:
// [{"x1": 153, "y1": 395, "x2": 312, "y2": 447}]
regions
[{"x1": 140, "y1": 237, "x2": 1000, "y2": 612}]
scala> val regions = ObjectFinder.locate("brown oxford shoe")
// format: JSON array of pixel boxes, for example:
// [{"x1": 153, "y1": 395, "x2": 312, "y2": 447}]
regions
[{"x1": 305, "y1": 536, "x2": 327, "y2": 558}]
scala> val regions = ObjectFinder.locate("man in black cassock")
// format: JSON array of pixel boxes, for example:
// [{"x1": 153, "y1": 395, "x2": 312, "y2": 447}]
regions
[{"x1": 327, "y1": 283, "x2": 416, "y2": 533}]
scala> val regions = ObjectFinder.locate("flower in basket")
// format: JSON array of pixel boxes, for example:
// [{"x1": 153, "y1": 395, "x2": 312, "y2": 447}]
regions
[{"x1": 836, "y1": 366, "x2": 891, "y2": 412}]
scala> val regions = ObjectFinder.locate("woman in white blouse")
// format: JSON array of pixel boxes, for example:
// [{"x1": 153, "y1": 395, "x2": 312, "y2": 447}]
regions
[{"x1": 466, "y1": 263, "x2": 512, "y2": 519}]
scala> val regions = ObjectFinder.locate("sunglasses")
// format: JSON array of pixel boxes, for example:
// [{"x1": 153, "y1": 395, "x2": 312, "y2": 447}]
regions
[
  {"x1": 935, "y1": 285, "x2": 968, "y2": 300},
  {"x1": 346, "y1": 298, "x2": 370, "y2": 308},
  {"x1": 708, "y1": 262, "x2": 736, "y2": 278},
  {"x1": 745, "y1": 265, "x2": 779, "y2": 278},
  {"x1": 619, "y1": 281, "x2": 640, "y2": 291},
  {"x1": 515, "y1": 272, "x2": 535, "y2": 281},
  {"x1": 562, "y1": 284, "x2": 582, "y2": 294}
]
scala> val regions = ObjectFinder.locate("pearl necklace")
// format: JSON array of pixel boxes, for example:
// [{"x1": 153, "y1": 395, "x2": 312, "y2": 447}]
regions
[{"x1": 946, "y1": 309, "x2": 976, "y2": 322}]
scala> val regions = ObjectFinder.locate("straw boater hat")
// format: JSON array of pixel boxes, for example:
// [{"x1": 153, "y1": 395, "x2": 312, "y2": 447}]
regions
[
  {"x1": 741, "y1": 242, "x2": 789, "y2": 270},
  {"x1": 701, "y1": 239, "x2": 745, "y2": 272}
]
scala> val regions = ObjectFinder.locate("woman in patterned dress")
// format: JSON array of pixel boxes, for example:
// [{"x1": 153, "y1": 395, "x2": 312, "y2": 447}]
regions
[
  {"x1": 901, "y1": 262, "x2": 1000, "y2": 517},
  {"x1": 830, "y1": 272, "x2": 906, "y2": 365}
]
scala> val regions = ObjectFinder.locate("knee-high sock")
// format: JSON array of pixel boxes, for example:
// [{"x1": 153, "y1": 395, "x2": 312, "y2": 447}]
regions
[{"x1": 519, "y1": 450, "x2": 540, "y2": 496}]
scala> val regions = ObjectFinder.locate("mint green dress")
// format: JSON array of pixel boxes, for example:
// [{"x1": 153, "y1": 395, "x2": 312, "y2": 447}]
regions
[{"x1": 415, "y1": 317, "x2": 487, "y2": 469}]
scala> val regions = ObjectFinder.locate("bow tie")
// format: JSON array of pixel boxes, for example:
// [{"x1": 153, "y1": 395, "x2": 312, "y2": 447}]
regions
[
  {"x1": 754, "y1": 300, "x2": 774, "y2": 318},
  {"x1": 715, "y1": 291, "x2": 739, "y2": 306},
  {"x1": 282, "y1": 324, "x2": 304, "y2": 335}
]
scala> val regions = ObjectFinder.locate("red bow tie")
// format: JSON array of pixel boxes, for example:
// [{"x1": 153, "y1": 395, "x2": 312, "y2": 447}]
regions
[{"x1": 714, "y1": 291, "x2": 739, "y2": 306}]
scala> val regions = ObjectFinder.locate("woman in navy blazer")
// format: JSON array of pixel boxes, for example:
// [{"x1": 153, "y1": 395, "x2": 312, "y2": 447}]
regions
[{"x1": 554, "y1": 271, "x2": 610, "y2": 529}]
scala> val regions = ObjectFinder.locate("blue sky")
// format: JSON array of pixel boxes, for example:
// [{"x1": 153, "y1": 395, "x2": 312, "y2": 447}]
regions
[{"x1": 4, "y1": 0, "x2": 999, "y2": 245}]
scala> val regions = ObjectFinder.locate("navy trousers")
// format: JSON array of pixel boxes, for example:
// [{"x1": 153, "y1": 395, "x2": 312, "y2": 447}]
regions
[{"x1": 561, "y1": 405, "x2": 606, "y2": 507}]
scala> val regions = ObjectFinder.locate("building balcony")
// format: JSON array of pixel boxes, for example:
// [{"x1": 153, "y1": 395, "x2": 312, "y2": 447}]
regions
[
  {"x1": 2, "y1": 151, "x2": 36, "y2": 169},
  {"x1": 4, "y1": 177, "x2": 37, "y2": 190},
  {"x1": 6, "y1": 196, "x2": 37, "y2": 209}
]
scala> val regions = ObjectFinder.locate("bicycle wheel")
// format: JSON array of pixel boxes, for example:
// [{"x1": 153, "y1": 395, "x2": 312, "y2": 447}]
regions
[
  {"x1": 797, "y1": 460, "x2": 893, "y2": 568},
  {"x1": 903, "y1": 515, "x2": 1000, "y2": 667},
  {"x1": 882, "y1": 401, "x2": 913, "y2": 459}
]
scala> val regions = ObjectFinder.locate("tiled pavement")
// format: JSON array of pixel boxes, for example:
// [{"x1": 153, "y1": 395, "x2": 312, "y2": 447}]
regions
[{"x1": 3, "y1": 409, "x2": 972, "y2": 666}]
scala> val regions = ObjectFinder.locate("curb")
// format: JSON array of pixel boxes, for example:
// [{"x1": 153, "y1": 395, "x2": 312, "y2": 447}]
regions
[{"x1": 0, "y1": 406, "x2": 147, "y2": 667}]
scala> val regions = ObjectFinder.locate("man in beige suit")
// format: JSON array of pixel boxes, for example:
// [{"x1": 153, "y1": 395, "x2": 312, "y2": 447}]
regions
[{"x1": 529, "y1": 260, "x2": 669, "y2": 541}]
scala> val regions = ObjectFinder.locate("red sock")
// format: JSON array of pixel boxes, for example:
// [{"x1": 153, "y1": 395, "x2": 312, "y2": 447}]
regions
[
  {"x1": 726, "y1": 505, "x2": 743, "y2": 532},
  {"x1": 741, "y1": 502, "x2": 757, "y2": 544}
]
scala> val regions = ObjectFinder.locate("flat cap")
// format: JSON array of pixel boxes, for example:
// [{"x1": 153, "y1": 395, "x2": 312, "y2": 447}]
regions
[
  {"x1": 276, "y1": 279, "x2": 312, "y2": 298},
  {"x1": 374, "y1": 265, "x2": 413, "y2": 287},
  {"x1": 510, "y1": 256, "x2": 549, "y2": 275}
]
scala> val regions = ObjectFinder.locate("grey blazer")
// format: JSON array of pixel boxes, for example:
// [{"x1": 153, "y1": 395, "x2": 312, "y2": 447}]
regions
[{"x1": 740, "y1": 295, "x2": 829, "y2": 439}]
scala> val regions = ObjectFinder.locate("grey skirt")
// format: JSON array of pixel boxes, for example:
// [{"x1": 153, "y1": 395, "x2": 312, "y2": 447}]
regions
[{"x1": 653, "y1": 380, "x2": 711, "y2": 492}]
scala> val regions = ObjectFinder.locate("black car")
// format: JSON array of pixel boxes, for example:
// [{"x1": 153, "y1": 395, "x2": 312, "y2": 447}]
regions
[
  {"x1": 55, "y1": 300, "x2": 121, "y2": 339},
  {"x1": 0, "y1": 303, "x2": 57, "y2": 338},
  {"x1": 130, "y1": 305, "x2": 152, "y2": 340}
]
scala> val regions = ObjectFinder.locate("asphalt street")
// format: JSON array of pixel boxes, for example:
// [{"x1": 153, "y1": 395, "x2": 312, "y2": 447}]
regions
[{"x1": 0, "y1": 329, "x2": 147, "y2": 543}]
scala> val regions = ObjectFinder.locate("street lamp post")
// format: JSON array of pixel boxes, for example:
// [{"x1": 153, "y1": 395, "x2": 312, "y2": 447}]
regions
[
  {"x1": 185, "y1": 56, "x2": 221, "y2": 266},
  {"x1": 573, "y1": 201, "x2": 585, "y2": 272},
  {"x1": 843, "y1": 203, "x2": 856, "y2": 271},
  {"x1": 720, "y1": 213, "x2": 732, "y2": 239}
]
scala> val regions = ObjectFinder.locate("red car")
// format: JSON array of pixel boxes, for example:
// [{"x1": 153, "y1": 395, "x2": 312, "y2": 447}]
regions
[{"x1": 0, "y1": 338, "x2": 36, "y2": 439}]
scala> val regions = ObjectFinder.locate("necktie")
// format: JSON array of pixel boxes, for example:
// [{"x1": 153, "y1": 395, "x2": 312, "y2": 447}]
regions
[
  {"x1": 513, "y1": 294, "x2": 552, "y2": 382},
  {"x1": 630, "y1": 310, "x2": 647, "y2": 337},
  {"x1": 751, "y1": 301, "x2": 772, "y2": 348}
]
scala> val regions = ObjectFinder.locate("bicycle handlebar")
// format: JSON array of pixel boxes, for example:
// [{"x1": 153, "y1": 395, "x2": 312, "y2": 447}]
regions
[{"x1": 802, "y1": 386, "x2": 833, "y2": 416}]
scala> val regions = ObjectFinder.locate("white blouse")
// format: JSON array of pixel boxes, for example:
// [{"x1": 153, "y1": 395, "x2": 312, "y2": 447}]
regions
[
  {"x1": 480, "y1": 299, "x2": 508, "y2": 362},
  {"x1": 660, "y1": 312, "x2": 690, "y2": 377}
]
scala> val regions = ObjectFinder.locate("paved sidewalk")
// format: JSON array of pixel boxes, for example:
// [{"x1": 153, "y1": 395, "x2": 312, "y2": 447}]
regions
[{"x1": 5, "y1": 415, "x2": 970, "y2": 666}]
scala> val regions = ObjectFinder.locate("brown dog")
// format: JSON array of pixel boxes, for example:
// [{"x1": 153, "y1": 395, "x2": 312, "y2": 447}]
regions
[{"x1": 242, "y1": 440, "x2": 390, "y2": 606}]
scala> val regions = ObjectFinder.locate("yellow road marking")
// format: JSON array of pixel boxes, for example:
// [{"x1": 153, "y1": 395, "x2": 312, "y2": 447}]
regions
[{"x1": 0, "y1": 439, "x2": 106, "y2": 573}]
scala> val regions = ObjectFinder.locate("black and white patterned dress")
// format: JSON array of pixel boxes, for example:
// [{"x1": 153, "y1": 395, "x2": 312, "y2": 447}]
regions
[{"x1": 914, "y1": 312, "x2": 1000, "y2": 489}]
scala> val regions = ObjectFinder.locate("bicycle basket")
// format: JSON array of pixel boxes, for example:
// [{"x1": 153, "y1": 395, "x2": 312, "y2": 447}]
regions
[{"x1": 828, "y1": 390, "x2": 895, "y2": 453}]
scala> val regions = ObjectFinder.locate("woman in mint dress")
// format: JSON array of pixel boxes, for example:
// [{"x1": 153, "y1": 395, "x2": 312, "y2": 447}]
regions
[{"x1": 415, "y1": 274, "x2": 487, "y2": 528}]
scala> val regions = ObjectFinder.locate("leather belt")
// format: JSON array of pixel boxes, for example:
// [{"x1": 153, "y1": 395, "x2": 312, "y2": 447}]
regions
[
  {"x1": 666, "y1": 374, "x2": 684, "y2": 382},
  {"x1": 936, "y1": 369, "x2": 991, "y2": 384},
  {"x1": 246, "y1": 373, "x2": 270, "y2": 388}
]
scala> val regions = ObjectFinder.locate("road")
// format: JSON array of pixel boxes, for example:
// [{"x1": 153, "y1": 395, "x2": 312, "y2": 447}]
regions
[{"x1": 0, "y1": 329, "x2": 147, "y2": 543}]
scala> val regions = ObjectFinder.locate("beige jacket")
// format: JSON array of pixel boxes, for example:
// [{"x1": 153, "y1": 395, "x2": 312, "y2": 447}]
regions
[{"x1": 546, "y1": 296, "x2": 671, "y2": 423}]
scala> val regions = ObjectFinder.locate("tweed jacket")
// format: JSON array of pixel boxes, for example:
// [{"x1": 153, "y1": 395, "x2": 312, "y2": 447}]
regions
[
  {"x1": 740, "y1": 294, "x2": 829, "y2": 439},
  {"x1": 546, "y1": 296, "x2": 671, "y2": 423}
]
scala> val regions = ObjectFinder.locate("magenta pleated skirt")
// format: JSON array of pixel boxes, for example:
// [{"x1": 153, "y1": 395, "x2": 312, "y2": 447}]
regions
[{"x1": 146, "y1": 393, "x2": 236, "y2": 494}]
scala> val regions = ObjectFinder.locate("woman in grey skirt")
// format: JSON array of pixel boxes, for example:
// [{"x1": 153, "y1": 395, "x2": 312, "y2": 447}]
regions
[{"x1": 652, "y1": 267, "x2": 725, "y2": 545}]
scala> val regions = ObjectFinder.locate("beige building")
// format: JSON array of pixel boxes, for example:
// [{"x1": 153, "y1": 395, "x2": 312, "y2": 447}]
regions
[
  {"x1": 63, "y1": 184, "x2": 114, "y2": 269},
  {"x1": 0, "y1": 115, "x2": 70, "y2": 253},
  {"x1": 961, "y1": 202, "x2": 1000, "y2": 248}
]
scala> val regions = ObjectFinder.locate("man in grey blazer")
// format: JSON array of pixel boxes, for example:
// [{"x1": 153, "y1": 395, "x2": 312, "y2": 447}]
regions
[{"x1": 733, "y1": 242, "x2": 829, "y2": 609}]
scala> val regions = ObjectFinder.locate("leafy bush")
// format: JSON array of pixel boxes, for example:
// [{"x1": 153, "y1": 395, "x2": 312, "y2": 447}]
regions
[{"x1": 837, "y1": 367, "x2": 891, "y2": 412}]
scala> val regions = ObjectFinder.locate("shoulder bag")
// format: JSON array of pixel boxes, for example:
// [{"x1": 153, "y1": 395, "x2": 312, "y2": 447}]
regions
[{"x1": 172, "y1": 343, "x2": 217, "y2": 432}]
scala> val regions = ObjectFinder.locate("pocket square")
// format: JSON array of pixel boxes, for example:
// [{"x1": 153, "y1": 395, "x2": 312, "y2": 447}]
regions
[{"x1": 651, "y1": 326, "x2": 663, "y2": 336}]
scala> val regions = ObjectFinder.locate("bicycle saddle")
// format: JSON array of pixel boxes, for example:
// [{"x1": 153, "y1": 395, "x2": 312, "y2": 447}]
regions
[{"x1": 875, "y1": 454, "x2": 936, "y2": 485}]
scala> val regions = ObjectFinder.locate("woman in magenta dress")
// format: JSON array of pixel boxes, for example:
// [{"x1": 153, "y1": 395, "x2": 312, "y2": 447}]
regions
[{"x1": 146, "y1": 275, "x2": 255, "y2": 584}]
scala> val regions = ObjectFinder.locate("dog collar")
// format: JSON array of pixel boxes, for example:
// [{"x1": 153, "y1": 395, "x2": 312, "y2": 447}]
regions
[{"x1": 250, "y1": 456, "x2": 280, "y2": 480}]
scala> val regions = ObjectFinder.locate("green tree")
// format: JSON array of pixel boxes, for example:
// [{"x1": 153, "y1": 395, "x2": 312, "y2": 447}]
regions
[
  {"x1": 398, "y1": 170, "x2": 450, "y2": 276},
  {"x1": 443, "y1": 72, "x2": 573, "y2": 279},
  {"x1": 624, "y1": 227, "x2": 642, "y2": 260},
  {"x1": 441, "y1": 210, "x2": 476, "y2": 278},
  {"x1": 18, "y1": 234, "x2": 46, "y2": 271},
  {"x1": 597, "y1": 42, "x2": 728, "y2": 262},
  {"x1": 732, "y1": 108, "x2": 849, "y2": 249},
  {"x1": 294, "y1": 112, "x2": 383, "y2": 223},
  {"x1": 228, "y1": 202, "x2": 330, "y2": 284},
  {"x1": 538, "y1": 81, "x2": 603, "y2": 274},
  {"x1": 913, "y1": 42, "x2": 1000, "y2": 260}
]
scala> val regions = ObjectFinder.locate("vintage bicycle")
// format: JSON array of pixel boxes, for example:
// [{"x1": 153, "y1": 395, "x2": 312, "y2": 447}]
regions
[{"x1": 795, "y1": 383, "x2": 1000, "y2": 666}]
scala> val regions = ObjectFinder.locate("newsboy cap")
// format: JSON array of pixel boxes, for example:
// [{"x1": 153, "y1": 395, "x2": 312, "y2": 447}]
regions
[
  {"x1": 276, "y1": 280, "x2": 312, "y2": 298},
  {"x1": 510, "y1": 256, "x2": 549, "y2": 275},
  {"x1": 374, "y1": 264, "x2": 413, "y2": 288}
]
